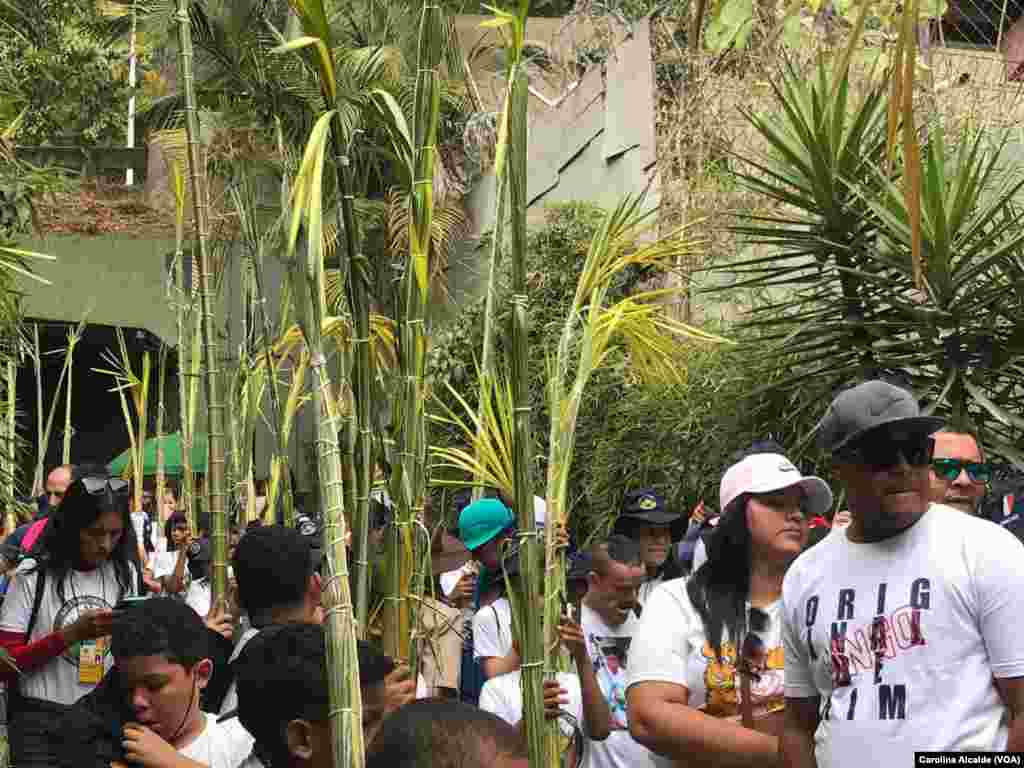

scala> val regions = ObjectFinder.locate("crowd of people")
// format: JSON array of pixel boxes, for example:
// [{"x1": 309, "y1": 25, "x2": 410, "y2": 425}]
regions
[{"x1": 0, "y1": 378, "x2": 1021, "y2": 768}]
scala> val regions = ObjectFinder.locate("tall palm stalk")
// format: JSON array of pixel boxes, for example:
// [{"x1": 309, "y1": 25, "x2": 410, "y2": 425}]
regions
[
  {"x1": 543, "y1": 199, "x2": 724, "y2": 766},
  {"x1": 285, "y1": 107, "x2": 364, "y2": 768},
  {"x1": 273, "y1": 0, "x2": 375, "y2": 634},
  {"x1": 229, "y1": 178, "x2": 293, "y2": 525},
  {"x1": 370, "y1": 0, "x2": 443, "y2": 672},
  {"x1": 155, "y1": 342, "x2": 167, "y2": 531},
  {"x1": 176, "y1": 0, "x2": 228, "y2": 605}
]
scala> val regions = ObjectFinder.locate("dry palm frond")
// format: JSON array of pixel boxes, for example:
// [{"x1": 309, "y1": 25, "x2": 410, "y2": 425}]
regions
[
  {"x1": 256, "y1": 313, "x2": 397, "y2": 373},
  {"x1": 384, "y1": 189, "x2": 471, "y2": 297}
]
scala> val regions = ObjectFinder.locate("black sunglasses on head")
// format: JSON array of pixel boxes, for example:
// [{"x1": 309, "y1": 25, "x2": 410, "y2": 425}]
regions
[
  {"x1": 835, "y1": 432, "x2": 934, "y2": 471},
  {"x1": 80, "y1": 476, "x2": 130, "y2": 495}
]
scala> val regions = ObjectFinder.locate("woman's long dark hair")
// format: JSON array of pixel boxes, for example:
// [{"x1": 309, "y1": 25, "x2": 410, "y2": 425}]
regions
[
  {"x1": 685, "y1": 440, "x2": 785, "y2": 658},
  {"x1": 31, "y1": 469, "x2": 141, "y2": 604}
]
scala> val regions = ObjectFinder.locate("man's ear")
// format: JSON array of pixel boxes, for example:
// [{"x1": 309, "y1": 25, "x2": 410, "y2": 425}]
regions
[
  {"x1": 285, "y1": 719, "x2": 315, "y2": 761},
  {"x1": 193, "y1": 658, "x2": 213, "y2": 690}
]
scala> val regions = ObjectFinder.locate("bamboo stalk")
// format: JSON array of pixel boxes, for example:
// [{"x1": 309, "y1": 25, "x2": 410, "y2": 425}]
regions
[
  {"x1": 176, "y1": 0, "x2": 228, "y2": 607},
  {"x1": 31, "y1": 324, "x2": 43, "y2": 496},
  {"x1": 3, "y1": 354, "x2": 17, "y2": 537},
  {"x1": 327, "y1": 116, "x2": 374, "y2": 636},
  {"x1": 61, "y1": 324, "x2": 77, "y2": 465},
  {"x1": 155, "y1": 343, "x2": 167, "y2": 537},
  {"x1": 383, "y1": 0, "x2": 442, "y2": 673},
  {"x1": 283, "y1": 98, "x2": 364, "y2": 768}
]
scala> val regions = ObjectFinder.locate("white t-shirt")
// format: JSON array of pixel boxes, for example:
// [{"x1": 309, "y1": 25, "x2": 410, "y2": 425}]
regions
[
  {"x1": 178, "y1": 712, "x2": 254, "y2": 768},
  {"x1": 637, "y1": 575, "x2": 663, "y2": 608},
  {"x1": 579, "y1": 603, "x2": 661, "y2": 768},
  {"x1": 152, "y1": 549, "x2": 189, "y2": 588},
  {"x1": 628, "y1": 578, "x2": 785, "y2": 717},
  {"x1": 480, "y1": 669, "x2": 583, "y2": 739},
  {"x1": 220, "y1": 627, "x2": 261, "y2": 716},
  {"x1": 0, "y1": 558, "x2": 138, "y2": 705},
  {"x1": 186, "y1": 579, "x2": 212, "y2": 619},
  {"x1": 782, "y1": 504, "x2": 1024, "y2": 767},
  {"x1": 472, "y1": 596, "x2": 513, "y2": 661},
  {"x1": 131, "y1": 511, "x2": 156, "y2": 553}
]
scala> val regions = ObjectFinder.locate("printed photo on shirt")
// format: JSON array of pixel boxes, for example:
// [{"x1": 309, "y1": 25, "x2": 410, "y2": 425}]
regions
[
  {"x1": 587, "y1": 635, "x2": 631, "y2": 728},
  {"x1": 699, "y1": 639, "x2": 785, "y2": 718}
]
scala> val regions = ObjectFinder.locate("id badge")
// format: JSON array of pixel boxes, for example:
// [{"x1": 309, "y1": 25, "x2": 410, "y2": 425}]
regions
[{"x1": 78, "y1": 638, "x2": 105, "y2": 685}]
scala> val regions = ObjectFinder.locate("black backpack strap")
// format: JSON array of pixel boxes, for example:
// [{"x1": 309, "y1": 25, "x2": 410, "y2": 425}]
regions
[{"x1": 25, "y1": 566, "x2": 47, "y2": 642}]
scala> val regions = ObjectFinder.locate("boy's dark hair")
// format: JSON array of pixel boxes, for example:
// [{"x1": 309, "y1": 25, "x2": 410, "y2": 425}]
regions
[
  {"x1": 235, "y1": 624, "x2": 395, "y2": 767},
  {"x1": 589, "y1": 534, "x2": 642, "y2": 575},
  {"x1": 232, "y1": 525, "x2": 315, "y2": 624},
  {"x1": 367, "y1": 699, "x2": 527, "y2": 768},
  {"x1": 111, "y1": 597, "x2": 209, "y2": 669}
]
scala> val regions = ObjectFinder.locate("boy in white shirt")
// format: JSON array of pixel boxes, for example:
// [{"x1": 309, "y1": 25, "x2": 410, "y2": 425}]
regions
[
  {"x1": 112, "y1": 597, "x2": 252, "y2": 768},
  {"x1": 478, "y1": 548, "x2": 611, "y2": 763}
]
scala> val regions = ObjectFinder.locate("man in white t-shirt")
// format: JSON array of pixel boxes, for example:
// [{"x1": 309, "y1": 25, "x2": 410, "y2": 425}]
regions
[
  {"x1": 579, "y1": 535, "x2": 661, "y2": 768},
  {"x1": 113, "y1": 597, "x2": 252, "y2": 768},
  {"x1": 782, "y1": 381, "x2": 1024, "y2": 768}
]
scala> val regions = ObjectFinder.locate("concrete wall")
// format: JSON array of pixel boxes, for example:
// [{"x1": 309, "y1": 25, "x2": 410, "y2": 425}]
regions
[{"x1": 464, "y1": 18, "x2": 659, "y2": 236}]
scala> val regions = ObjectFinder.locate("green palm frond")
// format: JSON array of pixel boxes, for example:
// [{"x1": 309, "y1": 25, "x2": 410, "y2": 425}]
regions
[{"x1": 429, "y1": 371, "x2": 515, "y2": 498}]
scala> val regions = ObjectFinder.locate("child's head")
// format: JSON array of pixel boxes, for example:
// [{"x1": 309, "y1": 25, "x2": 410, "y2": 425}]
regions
[{"x1": 112, "y1": 598, "x2": 212, "y2": 744}]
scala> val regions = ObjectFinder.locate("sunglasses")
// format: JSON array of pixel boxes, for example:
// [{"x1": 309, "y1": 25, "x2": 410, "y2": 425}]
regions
[
  {"x1": 81, "y1": 476, "x2": 130, "y2": 495},
  {"x1": 931, "y1": 458, "x2": 992, "y2": 484},
  {"x1": 836, "y1": 433, "x2": 934, "y2": 471}
]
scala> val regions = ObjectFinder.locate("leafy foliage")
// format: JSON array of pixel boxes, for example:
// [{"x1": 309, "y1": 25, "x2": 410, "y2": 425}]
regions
[
  {"x1": 428, "y1": 202, "x2": 815, "y2": 539},
  {"x1": 0, "y1": 0, "x2": 134, "y2": 145},
  {"x1": 714, "y1": 63, "x2": 1024, "y2": 465}
]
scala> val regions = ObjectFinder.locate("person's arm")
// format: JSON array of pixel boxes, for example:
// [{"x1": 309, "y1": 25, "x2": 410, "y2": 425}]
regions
[
  {"x1": 995, "y1": 678, "x2": 1024, "y2": 751},
  {"x1": 626, "y1": 583, "x2": 779, "y2": 767},
  {"x1": 779, "y1": 696, "x2": 819, "y2": 768},
  {"x1": 0, "y1": 611, "x2": 113, "y2": 682},
  {"x1": 481, "y1": 651, "x2": 520, "y2": 680},
  {"x1": 559, "y1": 618, "x2": 610, "y2": 741},
  {"x1": 163, "y1": 544, "x2": 191, "y2": 595},
  {"x1": 975, "y1": 527, "x2": 1024, "y2": 751},
  {"x1": 628, "y1": 682, "x2": 778, "y2": 767}
]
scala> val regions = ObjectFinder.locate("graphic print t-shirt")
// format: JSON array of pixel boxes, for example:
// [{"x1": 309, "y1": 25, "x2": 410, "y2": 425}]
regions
[
  {"x1": 0, "y1": 558, "x2": 137, "y2": 705},
  {"x1": 782, "y1": 504, "x2": 1024, "y2": 768},
  {"x1": 627, "y1": 579, "x2": 785, "y2": 718},
  {"x1": 580, "y1": 604, "x2": 662, "y2": 768}
]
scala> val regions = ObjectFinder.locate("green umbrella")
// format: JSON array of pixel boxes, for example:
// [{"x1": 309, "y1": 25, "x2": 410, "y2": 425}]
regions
[{"x1": 108, "y1": 432, "x2": 208, "y2": 477}]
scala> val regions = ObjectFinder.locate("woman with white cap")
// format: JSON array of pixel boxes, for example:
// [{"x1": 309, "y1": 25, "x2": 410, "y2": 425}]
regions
[{"x1": 625, "y1": 440, "x2": 833, "y2": 767}]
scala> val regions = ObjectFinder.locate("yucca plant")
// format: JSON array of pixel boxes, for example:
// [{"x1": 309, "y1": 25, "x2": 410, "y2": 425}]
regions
[
  {"x1": 718, "y1": 55, "x2": 1024, "y2": 461},
  {"x1": 176, "y1": 0, "x2": 229, "y2": 605}
]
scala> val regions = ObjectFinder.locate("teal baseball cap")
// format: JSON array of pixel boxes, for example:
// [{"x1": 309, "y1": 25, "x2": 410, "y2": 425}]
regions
[{"x1": 458, "y1": 498, "x2": 514, "y2": 551}]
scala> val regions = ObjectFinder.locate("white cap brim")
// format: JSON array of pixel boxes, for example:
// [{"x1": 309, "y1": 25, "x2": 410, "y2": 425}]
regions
[{"x1": 720, "y1": 453, "x2": 834, "y2": 518}]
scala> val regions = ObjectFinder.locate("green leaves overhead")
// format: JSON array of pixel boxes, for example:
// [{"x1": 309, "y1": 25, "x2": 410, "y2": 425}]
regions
[{"x1": 715, "y1": 61, "x2": 1024, "y2": 463}]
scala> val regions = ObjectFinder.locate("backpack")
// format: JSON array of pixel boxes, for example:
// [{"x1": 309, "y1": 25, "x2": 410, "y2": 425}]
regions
[{"x1": 458, "y1": 579, "x2": 489, "y2": 706}]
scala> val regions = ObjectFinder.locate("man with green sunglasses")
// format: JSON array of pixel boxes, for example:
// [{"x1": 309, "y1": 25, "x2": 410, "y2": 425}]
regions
[{"x1": 927, "y1": 430, "x2": 991, "y2": 515}]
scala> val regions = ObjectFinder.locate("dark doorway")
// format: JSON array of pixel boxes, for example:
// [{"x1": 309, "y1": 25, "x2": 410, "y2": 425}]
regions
[{"x1": 15, "y1": 322, "x2": 178, "y2": 493}]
